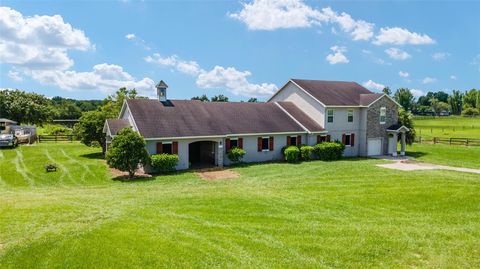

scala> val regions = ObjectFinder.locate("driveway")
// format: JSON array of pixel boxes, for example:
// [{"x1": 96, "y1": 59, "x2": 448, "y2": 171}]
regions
[{"x1": 376, "y1": 159, "x2": 480, "y2": 174}]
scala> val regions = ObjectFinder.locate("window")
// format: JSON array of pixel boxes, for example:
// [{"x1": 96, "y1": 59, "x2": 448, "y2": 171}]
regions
[
  {"x1": 345, "y1": 135, "x2": 351, "y2": 146},
  {"x1": 347, "y1": 109, "x2": 354, "y2": 123},
  {"x1": 380, "y1": 107, "x2": 386, "y2": 124},
  {"x1": 230, "y1": 138, "x2": 238, "y2": 148},
  {"x1": 162, "y1": 142, "x2": 172, "y2": 154},
  {"x1": 261, "y1": 137, "x2": 269, "y2": 151},
  {"x1": 317, "y1": 135, "x2": 327, "y2": 143},
  {"x1": 342, "y1": 133, "x2": 355, "y2": 147},
  {"x1": 156, "y1": 141, "x2": 178, "y2": 154},
  {"x1": 327, "y1": 109, "x2": 334, "y2": 123},
  {"x1": 290, "y1": 136, "x2": 297, "y2": 146},
  {"x1": 0, "y1": 122, "x2": 5, "y2": 131}
]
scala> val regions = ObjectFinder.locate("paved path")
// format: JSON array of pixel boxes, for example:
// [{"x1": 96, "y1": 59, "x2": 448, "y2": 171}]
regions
[{"x1": 377, "y1": 160, "x2": 480, "y2": 174}]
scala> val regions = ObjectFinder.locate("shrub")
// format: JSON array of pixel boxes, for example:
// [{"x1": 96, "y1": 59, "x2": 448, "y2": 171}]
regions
[
  {"x1": 314, "y1": 142, "x2": 345, "y2": 161},
  {"x1": 106, "y1": 128, "x2": 149, "y2": 178},
  {"x1": 227, "y1": 147, "x2": 246, "y2": 163},
  {"x1": 150, "y1": 154, "x2": 179, "y2": 173},
  {"x1": 462, "y1": 107, "x2": 480, "y2": 117},
  {"x1": 284, "y1": 146, "x2": 301, "y2": 163},
  {"x1": 300, "y1": 145, "x2": 315, "y2": 161}
]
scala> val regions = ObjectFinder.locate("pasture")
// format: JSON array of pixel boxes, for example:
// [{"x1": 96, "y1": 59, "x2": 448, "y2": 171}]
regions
[
  {"x1": 0, "y1": 143, "x2": 479, "y2": 268},
  {"x1": 414, "y1": 116, "x2": 480, "y2": 139}
]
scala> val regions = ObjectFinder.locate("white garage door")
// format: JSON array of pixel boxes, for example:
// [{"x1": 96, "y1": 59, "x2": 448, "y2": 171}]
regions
[{"x1": 367, "y1": 138, "x2": 382, "y2": 156}]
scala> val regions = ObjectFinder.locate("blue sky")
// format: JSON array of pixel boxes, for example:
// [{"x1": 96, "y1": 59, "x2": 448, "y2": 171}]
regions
[{"x1": 1, "y1": 0, "x2": 479, "y2": 101}]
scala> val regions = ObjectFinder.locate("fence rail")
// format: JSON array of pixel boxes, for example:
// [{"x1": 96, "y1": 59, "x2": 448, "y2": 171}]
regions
[
  {"x1": 415, "y1": 136, "x2": 480, "y2": 146},
  {"x1": 38, "y1": 135, "x2": 76, "y2": 143}
]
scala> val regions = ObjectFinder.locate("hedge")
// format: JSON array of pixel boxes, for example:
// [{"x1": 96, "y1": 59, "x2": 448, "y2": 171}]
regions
[
  {"x1": 284, "y1": 146, "x2": 301, "y2": 163},
  {"x1": 227, "y1": 147, "x2": 246, "y2": 163},
  {"x1": 314, "y1": 142, "x2": 345, "y2": 161},
  {"x1": 300, "y1": 145, "x2": 315, "y2": 161},
  {"x1": 150, "y1": 154, "x2": 179, "y2": 172}
]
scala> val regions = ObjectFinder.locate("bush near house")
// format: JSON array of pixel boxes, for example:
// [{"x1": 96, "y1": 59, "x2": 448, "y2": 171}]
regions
[
  {"x1": 314, "y1": 142, "x2": 345, "y2": 161},
  {"x1": 284, "y1": 146, "x2": 301, "y2": 163},
  {"x1": 150, "y1": 154, "x2": 179, "y2": 173},
  {"x1": 105, "y1": 128, "x2": 149, "y2": 178},
  {"x1": 227, "y1": 147, "x2": 246, "y2": 163},
  {"x1": 300, "y1": 145, "x2": 315, "y2": 161}
]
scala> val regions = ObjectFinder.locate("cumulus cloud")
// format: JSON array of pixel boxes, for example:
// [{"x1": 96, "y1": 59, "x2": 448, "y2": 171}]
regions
[
  {"x1": 422, "y1": 77, "x2": 437, "y2": 84},
  {"x1": 0, "y1": 6, "x2": 92, "y2": 70},
  {"x1": 28, "y1": 63, "x2": 155, "y2": 94},
  {"x1": 8, "y1": 70, "x2": 23, "y2": 82},
  {"x1": 385, "y1": 48, "x2": 411, "y2": 60},
  {"x1": 362, "y1": 80, "x2": 385, "y2": 91},
  {"x1": 432, "y1": 52, "x2": 448, "y2": 61},
  {"x1": 450, "y1": 75, "x2": 457, "y2": 80},
  {"x1": 411, "y1": 89, "x2": 425, "y2": 97},
  {"x1": 125, "y1": 33, "x2": 136, "y2": 40},
  {"x1": 373, "y1": 27, "x2": 435, "y2": 45},
  {"x1": 326, "y1": 46, "x2": 349, "y2": 64},
  {"x1": 399, "y1": 71, "x2": 409, "y2": 78},
  {"x1": 145, "y1": 53, "x2": 277, "y2": 97}
]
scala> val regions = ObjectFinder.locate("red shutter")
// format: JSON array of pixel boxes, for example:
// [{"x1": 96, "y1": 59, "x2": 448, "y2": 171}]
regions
[
  {"x1": 238, "y1": 138, "x2": 243, "y2": 149},
  {"x1": 350, "y1": 133, "x2": 355, "y2": 147},
  {"x1": 257, "y1": 137, "x2": 262, "y2": 152},
  {"x1": 172, "y1": 141, "x2": 178, "y2": 154},
  {"x1": 342, "y1": 134, "x2": 346, "y2": 144},
  {"x1": 297, "y1": 135, "x2": 302, "y2": 145},
  {"x1": 317, "y1": 135, "x2": 321, "y2": 144},
  {"x1": 269, "y1": 136, "x2": 274, "y2": 151},
  {"x1": 326, "y1": 135, "x2": 331, "y2": 142},
  {"x1": 156, "y1": 142, "x2": 163, "y2": 154},
  {"x1": 286, "y1": 136, "x2": 291, "y2": 146},
  {"x1": 225, "y1": 138, "x2": 230, "y2": 152}
]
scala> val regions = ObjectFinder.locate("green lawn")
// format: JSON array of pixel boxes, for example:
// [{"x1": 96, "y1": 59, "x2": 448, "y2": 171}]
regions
[
  {"x1": 1, "y1": 143, "x2": 479, "y2": 268},
  {"x1": 414, "y1": 116, "x2": 480, "y2": 139},
  {"x1": 406, "y1": 143, "x2": 480, "y2": 169}
]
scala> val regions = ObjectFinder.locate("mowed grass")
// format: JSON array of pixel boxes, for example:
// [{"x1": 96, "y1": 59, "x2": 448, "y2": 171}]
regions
[
  {"x1": 414, "y1": 116, "x2": 480, "y2": 139},
  {"x1": 1, "y1": 143, "x2": 480, "y2": 268},
  {"x1": 406, "y1": 143, "x2": 480, "y2": 169}
]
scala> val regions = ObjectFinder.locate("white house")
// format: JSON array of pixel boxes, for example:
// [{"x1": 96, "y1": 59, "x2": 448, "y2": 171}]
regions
[{"x1": 104, "y1": 79, "x2": 409, "y2": 171}]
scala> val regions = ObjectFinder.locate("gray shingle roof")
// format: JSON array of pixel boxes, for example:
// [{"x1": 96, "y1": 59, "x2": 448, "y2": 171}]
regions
[
  {"x1": 126, "y1": 99, "x2": 309, "y2": 138},
  {"x1": 106, "y1": 119, "x2": 130, "y2": 135},
  {"x1": 291, "y1": 79, "x2": 381, "y2": 106},
  {"x1": 277, "y1": 102, "x2": 325, "y2": 132}
]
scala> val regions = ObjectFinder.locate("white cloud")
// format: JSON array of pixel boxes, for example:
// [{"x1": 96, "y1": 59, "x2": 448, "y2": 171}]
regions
[
  {"x1": 411, "y1": 89, "x2": 425, "y2": 97},
  {"x1": 321, "y1": 7, "x2": 374, "y2": 41},
  {"x1": 8, "y1": 70, "x2": 23, "y2": 82},
  {"x1": 362, "y1": 80, "x2": 385, "y2": 91},
  {"x1": 373, "y1": 27, "x2": 435, "y2": 45},
  {"x1": 432, "y1": 52, "x2": 448, "y2": 61},
  {"x1": 471, "y1": 54, "x2": 480, "y2": 72},
  {"x1": 450, "y1": 75, "x2": 457, "y2": 80},
  {"x1": 399, "y1": 71, "x2": 409, "y2": 78},
  {"x1": 385, "y1": 48, "x2": 411, "y2": 60},
  {"x1": 0, "y1": 7, "x2": 92, "y2": 70},
  {"x1": 125, "y1": 33, "x2": 136, "y2": 40},
  {"x1": 146, "y1": 53, "x2": 277, "y2": 97},
  {"x1": 422, "y1": 77, "x2": 437, "y2": 84},
  {"x1": 326, "y1": 45, "x2": 349, "y2": 64},
  {"x1": 28, "y1": 63, "x2": 155, "y2": 95}
]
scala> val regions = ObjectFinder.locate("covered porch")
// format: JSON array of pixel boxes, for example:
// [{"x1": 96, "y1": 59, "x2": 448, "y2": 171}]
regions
[{"x1": 387, "y1": 124, "x2": 410, "y2": 157}]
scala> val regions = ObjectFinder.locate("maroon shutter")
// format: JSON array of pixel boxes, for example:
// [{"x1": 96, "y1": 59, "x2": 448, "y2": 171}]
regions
[
  {"x1": 269, "y1": 136, "x2": 274, "y2": 151},
  {"x1": 286, "y1": 136, "x2": 291, "y2": 146},
  {"x1": 342, "y1": 134, "x2": 346, "y2": 144},
  {"x1": 350, "y1": 134, "x2": 355, "y2": 147},
  {"x1": 225, "y1": 138, "x2": 231, "y2": 152},
  {"x1": 156, "y1": 142, "x2": 163, "y2": 154},
  {"x1": 317, "y1": 135, "x2": 321, "y2": 144},
  {"x1": 297, "y1": 135, "x2": 302, "y2": 145},
  {"x1": 326, "y1": 135, "x2": 331, "y2": 142},
  {"x1": 257, "y1": 137, "x2": 262, "y2": 152},
  {"x1": 238, "y1": 138, "x2": 243, "y2": 149},
  {"x1": 172, "y1": 141, "x2": 178, "y2": 154}
]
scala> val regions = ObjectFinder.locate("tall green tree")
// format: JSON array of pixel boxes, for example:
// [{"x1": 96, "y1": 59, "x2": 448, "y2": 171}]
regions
[
  {"x1": 247, "y1": 98, "x2": 259, "y2": 102},
  {"x1": 211, "y1": 94, "x2": 229, "y2": 102},
  {"x1": 398, "y1": 108, "x2": 416, "y2": 145},
  {"x1": 382, "y1": 87, "x2": 392, "y2": 96},
  {"x1": 0, "y1": 89, "x2": 53, "y2": 125},
  {"x1": 191, "y1": 94, "x2": 210, "y2": 102},
  {"x1": 394, "y1": 88, "x2": 415, "y2": 111},
  {"x1": 448, "y1": 90, "x2": 463, "y2": 115},
  {"x1": 106, "y1": 128, "x2": 149, "y2": 179},
  {"x1": 463, "y1": 89, "x2": 479, "y2": 108},
  {"x1": 430, "y1": 98, "x2": 450, "y2": 116}
]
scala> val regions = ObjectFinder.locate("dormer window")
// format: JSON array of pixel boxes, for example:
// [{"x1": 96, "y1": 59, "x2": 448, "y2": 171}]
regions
[{"x1": 380, "y1": 107, "x2": 386, "y2": 124}]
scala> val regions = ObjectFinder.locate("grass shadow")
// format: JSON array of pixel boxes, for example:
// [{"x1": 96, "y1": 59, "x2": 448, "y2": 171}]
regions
[
  {"x1": 405, "y1": 151, "x2": 428, "y2": 158},
  {"x1": 112, "y1": 175, "x2": 156, "y2": 183},
  {"x1": 80, "y1": 152, "x2": 104, "y2": 160}
]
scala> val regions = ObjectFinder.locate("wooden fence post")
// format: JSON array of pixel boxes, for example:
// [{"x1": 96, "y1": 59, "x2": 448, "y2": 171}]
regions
[{"x1": 466, "y1": 138, "x2": 469, "y2": 146}]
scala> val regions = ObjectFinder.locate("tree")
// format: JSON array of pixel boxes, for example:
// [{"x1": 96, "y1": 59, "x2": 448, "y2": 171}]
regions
[
  {"x1": 382, "y1": 87, "x2": 392, "y2": 96},
  {"x1": 398, "y1": 108, "x2": 416, "y2": 145},
  {"x1": 0, "y1": 89, "x2": 53, "y2": 125},
  {"x1": 247, "y1": 98, "x2": 259, "y2": 102},
  {"x1": 191, "y1": 94, "x2": 210, "y2": 102},
  {"x1": 394, "y1": 88, "x2": 415, "y2": 111},
  {"x1": 463, "y1": 89, "x2": 479, "y2": 109},
  {"x1": 211, "y1": 94, "x2": 229, "y2": 102},
  {"x1": 430, "y1": 98, "x2": 450, "y2": 116},
  {"x1": 433, "y1": 91, "x2": 449, "y2": 103},
  {"x1": 448, "y1": 90, "x2": 463, "y2": 115},
  {"x1": 74, "y1": 110, "x2": 109, "y2": 154},
  {"x1": 106, "y1": 128, "x2": 149, "y2": 179}
]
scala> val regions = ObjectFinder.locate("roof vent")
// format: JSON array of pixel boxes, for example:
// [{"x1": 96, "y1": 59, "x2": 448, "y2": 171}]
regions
[{"x1": 156, "y1": 80, "x2": 168, "y2": 101}]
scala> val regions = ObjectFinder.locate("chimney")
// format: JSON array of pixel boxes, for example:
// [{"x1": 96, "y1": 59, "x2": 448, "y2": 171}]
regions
[{"x1": 156, "y1": 80, "x2": 168, "y2": 101}]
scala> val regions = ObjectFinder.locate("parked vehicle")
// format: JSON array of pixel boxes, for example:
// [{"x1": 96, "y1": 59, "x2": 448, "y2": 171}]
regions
[
  {"x1": 0, "y1": 133, "x2": 18, "y2": 148},
  {"x1": 9, "y1": 125, "x2": 37, "y2": 144}
]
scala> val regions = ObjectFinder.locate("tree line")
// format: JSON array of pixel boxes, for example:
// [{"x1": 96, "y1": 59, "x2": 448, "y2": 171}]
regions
[{"x1": 384, "y1": 87, "x2": 480, "y2": 116}]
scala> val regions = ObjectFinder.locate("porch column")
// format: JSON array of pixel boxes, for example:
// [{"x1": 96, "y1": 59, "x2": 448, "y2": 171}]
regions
[
  {"x1": 392, "y1": 132, "x2": 398, "y2": 157},
  {"x1": 400, "y1": 132, "x2": 406, "y2": 156},
  {"x1": 217, "y1": 140, "x2": 224, "y2": 168}
]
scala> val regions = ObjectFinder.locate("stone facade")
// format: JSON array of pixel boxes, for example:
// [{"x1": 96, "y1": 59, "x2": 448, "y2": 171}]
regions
[{"x1": 366, "y1": 96, "x2": 399, "y2": 154}]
